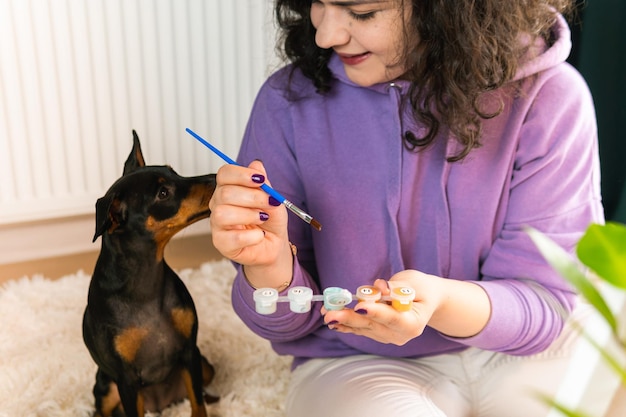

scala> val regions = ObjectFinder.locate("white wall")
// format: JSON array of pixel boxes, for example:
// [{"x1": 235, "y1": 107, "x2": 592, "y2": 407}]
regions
[{"x1": 0, "y1": 0, "x2": 278, "y2": 264}]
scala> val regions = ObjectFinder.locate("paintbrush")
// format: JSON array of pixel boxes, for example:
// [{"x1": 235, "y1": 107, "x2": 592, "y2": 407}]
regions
[{"x1": 186, "y1": 128, "x2": 322, "y2": 231}]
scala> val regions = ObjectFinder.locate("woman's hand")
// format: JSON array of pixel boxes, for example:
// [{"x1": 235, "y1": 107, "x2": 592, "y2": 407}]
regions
[
  {"x1": 322, "y1": 270, "x2": 491, "y2": 345},
  {"x1": 209, "y1": 160, "x2": 293, "y2": 288}
]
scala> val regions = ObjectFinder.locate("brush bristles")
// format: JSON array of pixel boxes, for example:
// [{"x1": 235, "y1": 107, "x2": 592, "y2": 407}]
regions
[{"x1": 309, "y1": 219, "x2": 322, "y2": 231}]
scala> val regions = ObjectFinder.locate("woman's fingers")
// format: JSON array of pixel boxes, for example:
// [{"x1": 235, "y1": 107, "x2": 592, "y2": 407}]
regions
[
  {"x1": 209, "y1": 160, "x2": 289, "y2": 265},
  {"x1": 323, "y1": 301, "x2": 426, "y2": 345}
]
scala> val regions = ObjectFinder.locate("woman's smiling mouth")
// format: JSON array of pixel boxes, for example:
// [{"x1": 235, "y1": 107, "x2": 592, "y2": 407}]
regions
[{"x1": 337, "y1": 52, "x2": 371, "y2": 66}]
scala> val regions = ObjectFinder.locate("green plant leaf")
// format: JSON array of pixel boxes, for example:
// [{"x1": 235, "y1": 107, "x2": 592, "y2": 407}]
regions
[
  {"x1": 525, "y1": 227, "x2": 617, "y2": 333},
  {"x1": 567, "y1": 317, "x2": 626, "y2": 382},
  {"x1": 581, "y1": 328, "x2": 626, "y2": 383},
  {"x1": 542, "y1": 398, "x2": 591, "y2": 417},
  {"x1": 577, "y1": 222, "x2": 626, "y2": 289},
  {"x1": 536, "y1": 392, "x2": 592, "y2": 417}
]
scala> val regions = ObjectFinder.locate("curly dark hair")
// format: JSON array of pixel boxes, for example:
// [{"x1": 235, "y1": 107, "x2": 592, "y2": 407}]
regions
[{"x1": 275, "y1": 0, "x2": 574, "y2": 161}]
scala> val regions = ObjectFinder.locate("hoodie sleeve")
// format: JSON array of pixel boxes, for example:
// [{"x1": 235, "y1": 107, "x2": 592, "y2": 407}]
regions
[
  {"x1": 229, "y1": 69, "x2": 326, "y2": 342},
  {"x1": 445, "y1": 62, "x2": 603, "y2": 354},
  {"x1": 231, "y1": 258, "x2": 325, "y2": 342}
]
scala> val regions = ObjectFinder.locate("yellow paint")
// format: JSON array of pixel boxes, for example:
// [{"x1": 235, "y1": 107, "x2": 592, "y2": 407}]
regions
[{"x1": 391, "y1": 287, "x2": 415, "y2": 312}]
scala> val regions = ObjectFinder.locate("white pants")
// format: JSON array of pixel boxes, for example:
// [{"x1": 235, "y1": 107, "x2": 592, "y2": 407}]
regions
[{"x1": 286, "y1": 305, "x2": 602, "y2": 417}]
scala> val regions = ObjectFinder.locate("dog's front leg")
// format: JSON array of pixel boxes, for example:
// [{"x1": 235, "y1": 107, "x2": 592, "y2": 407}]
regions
[
  {"x1": 182, "y1": 346, "x2": 208, "y2": 417},
  {"x1": 116, "y1": 378, "x2": 145, "y2": 417},
  {"x1": 92, "y1": 368, "x2": 124, "y2": 417}
]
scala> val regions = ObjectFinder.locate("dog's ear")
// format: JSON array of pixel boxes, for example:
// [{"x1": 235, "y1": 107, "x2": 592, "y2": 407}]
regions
[
  {"x1": 93, "y1": 195, "x2": 128, "y2": 242},
  {"x1": 123, "y1": 130, "x2": 146, "y2": 175}
]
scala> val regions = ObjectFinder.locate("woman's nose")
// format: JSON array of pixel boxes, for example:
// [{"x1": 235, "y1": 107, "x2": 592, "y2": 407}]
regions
[{"x1": 314, "y1": 9, "x2": 350, "y2": 49}]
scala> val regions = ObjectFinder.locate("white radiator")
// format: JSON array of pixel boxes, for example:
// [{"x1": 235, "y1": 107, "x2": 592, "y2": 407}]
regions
[{"x1": 0, "y1": 0, "x2": 275, "y2": 225}]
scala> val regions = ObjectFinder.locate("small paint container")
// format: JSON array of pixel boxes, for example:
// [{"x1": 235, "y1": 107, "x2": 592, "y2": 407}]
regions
[
  {"x1": 323, "y1": 287, "x2": 353, "y2": 311},
  {"x1": 390, "y1": 287, "x2": 415, "y2": 312},
  {"x1": 356, "y1": 285, "x2": 382, "y2": 303},
  {"x1": 253, "y1": 288, "x2": 279, "y2": 315},
  {"x1": 288, "y1": 286, "x2": 314, "y2": 313}
]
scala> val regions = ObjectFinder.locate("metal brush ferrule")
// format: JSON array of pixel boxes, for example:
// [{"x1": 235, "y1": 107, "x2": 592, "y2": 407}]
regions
[{"x1": 283, "y1": 199, "x2": 313, "y2": 224}]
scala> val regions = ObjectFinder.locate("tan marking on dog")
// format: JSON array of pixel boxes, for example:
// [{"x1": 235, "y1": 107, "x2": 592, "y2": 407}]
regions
[
  {"x1": 96, "y1": 381, "x2": 121, "y2": 417},
  {"x1": 182, "y1": 368, "x2": 208, "y2": 417},
  {"x1": 144, "y1": 182, "x2": 214, "y2": 262},
  {"x1": 145, "y1": 215, "x2": 186, "y2": 262},
  {"x1": 201, "y1": 356, "x2": 215, "y2": 386},
  {"x1": 114, "y1": 327, "x2": 149, "y2": 363},
  {"x1": 136, "y1": 392, "x2": 145, "y2": 417},
  {"x1": 171, "y1": 307, "x2": 195, "y2": 338}
]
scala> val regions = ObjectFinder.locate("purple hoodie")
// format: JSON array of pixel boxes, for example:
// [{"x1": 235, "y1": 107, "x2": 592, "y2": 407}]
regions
[{"x1": 230, "y1": 15, "x2": 603, "y2": 368}]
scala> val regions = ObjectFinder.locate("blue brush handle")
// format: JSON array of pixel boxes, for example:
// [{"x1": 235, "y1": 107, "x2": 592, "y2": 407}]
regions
[{"x1": 186, "y1": 127, "x2": 286, "y2": 203}]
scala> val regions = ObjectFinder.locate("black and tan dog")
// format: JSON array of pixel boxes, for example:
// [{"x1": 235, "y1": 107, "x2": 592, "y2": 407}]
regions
[{"x1": 83, "y1": 131, "x2": 218, "y2": 417}]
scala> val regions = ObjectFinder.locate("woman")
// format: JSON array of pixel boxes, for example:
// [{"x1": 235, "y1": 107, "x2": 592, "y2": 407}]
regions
[{"x1": 209, "y1": 1, "x2": 603, "y2": 415}]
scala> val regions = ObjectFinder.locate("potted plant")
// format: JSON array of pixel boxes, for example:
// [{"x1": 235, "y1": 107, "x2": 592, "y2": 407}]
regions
[{"x1": 526, "y1": 221, "x2": 626, "y2": 416}]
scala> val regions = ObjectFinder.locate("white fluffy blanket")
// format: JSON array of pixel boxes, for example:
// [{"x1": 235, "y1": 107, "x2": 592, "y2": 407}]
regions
[{"x1": 0, "y1": 260, "x2": 292, "y2": 417}]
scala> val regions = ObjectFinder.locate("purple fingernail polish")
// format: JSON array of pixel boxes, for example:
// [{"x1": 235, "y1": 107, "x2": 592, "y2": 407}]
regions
[
  {"x1": 327, "y1": 320, "x2": 338, "y2": 326},
  {"x1": 355, "y1": 309, "x2": 368, "y2": 315},
  {"x1": 252, "y1": 174, "x2": 265, "y2": 184},
  {"x1": 259, "y1": 212, "x2": 269, "y2": 221},
  {"x1": 269, "y1": 196, "x2": 281, "y2": 206}
]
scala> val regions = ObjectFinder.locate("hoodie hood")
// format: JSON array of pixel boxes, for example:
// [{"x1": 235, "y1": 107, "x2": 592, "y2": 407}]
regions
[
  {"x1": 513, "y1": 13, "x2": 572, "y2": 81},
  {"x1": 328, "y1": 13, "x2": 572, "y2": 90}
]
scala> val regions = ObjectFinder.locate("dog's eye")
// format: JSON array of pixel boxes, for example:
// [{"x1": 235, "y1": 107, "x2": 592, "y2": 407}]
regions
[{"x1": 157, "y1": 186, "x2": 170, "y2": 200}]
